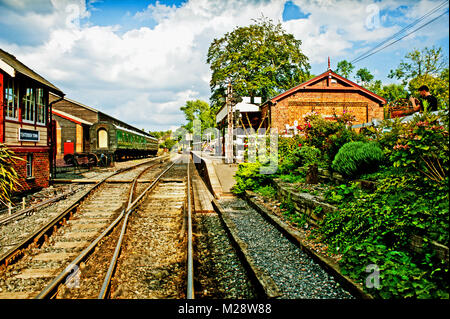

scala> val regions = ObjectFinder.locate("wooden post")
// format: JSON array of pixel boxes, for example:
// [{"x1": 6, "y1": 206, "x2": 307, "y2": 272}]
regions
[
  {"x1": 226, "y1": 81, "x2": 234, "y2": 164},
  {"x1": 22, "y1": 197, "x2": 26, "y2": 210},
  {"x1": 306, "y1": 164, "x2": 319, "y2": 184},
  {"x1": 0, "y1": 72, "x2": 4, "y2": 143}
]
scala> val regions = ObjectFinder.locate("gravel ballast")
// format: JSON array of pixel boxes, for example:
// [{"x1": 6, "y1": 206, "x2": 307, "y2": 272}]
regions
[
  {"x1": 194, "y1": 212, "x2": 257, "y2": 299},
  {"x1": 218, "y1": 197, "x2": 353, "y2": 299}
]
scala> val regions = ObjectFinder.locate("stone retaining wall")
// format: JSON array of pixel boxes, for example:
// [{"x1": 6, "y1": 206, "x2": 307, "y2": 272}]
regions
[
  {"x1": 273, "y1": 178, "x2": 336, "y2": 226},
  {"x1": 273, "y1": 178, "x2": 448, "y2": 264}
]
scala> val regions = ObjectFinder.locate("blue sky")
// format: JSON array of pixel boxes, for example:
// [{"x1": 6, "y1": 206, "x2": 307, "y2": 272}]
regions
[{"x1": 0, "y1": 0, "x2": 448, "y2": 131}]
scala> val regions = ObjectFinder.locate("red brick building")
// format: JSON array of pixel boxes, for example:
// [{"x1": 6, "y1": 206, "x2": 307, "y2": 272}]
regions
[
  {"x1": 260, "y1": 68, "x2": 387, "y2": 133},
  {"x1": 0, "y1": 48, "x2": 64, "y2": 193}
]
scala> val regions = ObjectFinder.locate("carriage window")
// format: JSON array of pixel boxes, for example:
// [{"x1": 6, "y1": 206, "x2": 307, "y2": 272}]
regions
[
  {"x1": 36, "y1": 88, "x2": 46, "y2": 125},
  {"x1": 4, "y1": 78, "x2": 18, "y2": 119},
  {"x1": 98, "y1": 129, "x2": 108, "y2": 148}
]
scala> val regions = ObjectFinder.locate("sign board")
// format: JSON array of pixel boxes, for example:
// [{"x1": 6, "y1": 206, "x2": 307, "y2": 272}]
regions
[{"x1": 19, "y1": 128, "x2": 40, "y2": 142}]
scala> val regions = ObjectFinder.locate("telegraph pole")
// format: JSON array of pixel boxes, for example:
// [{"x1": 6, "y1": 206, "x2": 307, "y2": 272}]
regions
[{"x1": 225, "y1": 81, "x2": 234, "y2": 164}]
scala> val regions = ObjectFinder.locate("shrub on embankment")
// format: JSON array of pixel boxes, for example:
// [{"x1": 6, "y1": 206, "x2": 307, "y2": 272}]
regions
[{"x1": 232, "y1": 111, "x2": 449, "y2": 298}]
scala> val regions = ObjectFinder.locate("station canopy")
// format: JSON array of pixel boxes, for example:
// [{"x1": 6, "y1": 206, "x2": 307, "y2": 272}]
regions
[{"x1": 216, "y1": 97, "x2": 260, "y2": 123}]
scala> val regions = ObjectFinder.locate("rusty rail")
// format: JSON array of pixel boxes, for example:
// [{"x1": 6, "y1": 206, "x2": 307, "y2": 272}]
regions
[
  {"x1": 0, "y1": 156, "x2": 167, "y2": 272},
  {"x1": 35, "y1": 157, "x2": 169, "y2": 299},
  {"x1": 97, "y1": 160, "x2": 178, "y2": 299},
  {"x1": 186, "y1": 157, "x2": 194, "y2": 299}
]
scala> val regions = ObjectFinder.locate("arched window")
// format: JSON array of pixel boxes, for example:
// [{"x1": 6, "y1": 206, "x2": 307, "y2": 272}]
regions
[{"x1": 98, "y1": 129, "x2": 108, "y2": 148}]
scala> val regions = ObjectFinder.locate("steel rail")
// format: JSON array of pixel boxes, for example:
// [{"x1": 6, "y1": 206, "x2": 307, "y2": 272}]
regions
[
  {"x1": 186, "y1": 157, "x2": 194, "y2": 299},
  {"x1": 0, "y1": 190, "x2": 75, "y2": 226},
  {"x1": 97, "y1": 159, "x2": 179, "y2": 299},
  {"x1": 0, "y1": 156, "x2": 166, "y2": 271},
  {"x1": 35, "y1": 157, "x2": 169, "y2": 299}
]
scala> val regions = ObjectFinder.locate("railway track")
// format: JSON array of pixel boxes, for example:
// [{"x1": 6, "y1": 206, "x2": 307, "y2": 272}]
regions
[
  {"x1": 104, "y1": 159, "x2": 192, "y2": 299},
  {"x1": 45, "y1": 154, "x2": 192, "y2": 299},
  {"x1": 0, "y1": 152, "x2": 357, "y2": 300},
  {"x1": 0, "y1": 155, "x2": 171, "y2": 298},
  {"x1": 212, "y1": 197, "x2": 355, "y2": 299}
]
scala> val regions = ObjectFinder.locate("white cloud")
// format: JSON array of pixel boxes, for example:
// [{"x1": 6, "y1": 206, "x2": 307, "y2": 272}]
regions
[{"x1": 0, "y1": 0, "x2": 447, "y2": 130}]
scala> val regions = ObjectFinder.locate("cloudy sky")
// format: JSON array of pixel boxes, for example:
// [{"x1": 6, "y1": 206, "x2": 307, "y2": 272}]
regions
[{"x1": 0, "y1": 0, "x2": 448, "y2": 132}]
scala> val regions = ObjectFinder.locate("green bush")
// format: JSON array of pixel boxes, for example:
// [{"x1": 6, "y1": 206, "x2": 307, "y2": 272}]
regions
[
  {"x1": 319, "y1": 174, "x2": 449, "y2": 298},
  {"x1": 231, "y1": 162, "x2": 274, "y2": 195},
  {"x1": 298, "y1": 145, "x2": 321, "y2": 167},
  {"x1": 340, "y1": 242, "x2": 449, "y2": 299},
  {"x1": 278, "y1": 136, "x2": 307, "y2": 174},
  {"x1": 302, "y1": 113, "x2": 364, "y2": 167},
  {"x1": 255, "y1": 185, "x2": 277, "y2": 199},
  {"x1": 332, "y1": 141, "x2": 384, "y2": 178},
  {"x1": 389, "y1": 112, "x2": 448, "y2": 183}
]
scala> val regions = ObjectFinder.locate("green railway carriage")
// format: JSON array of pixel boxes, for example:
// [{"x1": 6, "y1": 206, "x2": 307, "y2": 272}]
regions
[{"x1": 90, "y1": 121, "x2": 158, "y2": 162}]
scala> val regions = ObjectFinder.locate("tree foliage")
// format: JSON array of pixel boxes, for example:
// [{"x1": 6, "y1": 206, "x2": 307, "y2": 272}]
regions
[
  {"x1": 355, "y1": 67, "x2": 374, "y2": 86},
  {"x1": 148, "y1": 130, "x2": 172, "y2": 139},
  {"x1": 180, "y1": 99, "x2": 215, "y2": 133},
  {"x1": 408, "y1": 68, "x2": 449, "y2": 110},
  {"x1": 336, "y1": 60, "x2": 355, "y2": 79},
  {"x1": 388, "y1": 46, "x2": 448, "y2": 86},
  {"x1": 388, "y1": 46, "x2": 449, "y2": 110},
  {"x1": 207, "y1": 17, "x2": 310, "y2": 110}
]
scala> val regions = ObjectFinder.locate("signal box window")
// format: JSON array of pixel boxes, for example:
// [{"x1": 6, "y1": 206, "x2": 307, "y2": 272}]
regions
[
  {"x1": 26, "y1": 154, "x2": 33, "y2": 178},
  {"x1": 36, "y1": 88, "x2": 46, "y2": 125},
  {"x1": 4, "y1": 78, "x2": 18, "y2": 119},
  {"x1": 22, "y1": 87, "x2": 35, "y2": 123}
]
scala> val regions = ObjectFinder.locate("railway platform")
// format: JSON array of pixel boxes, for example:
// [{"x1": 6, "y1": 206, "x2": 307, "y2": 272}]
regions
[{"x1": 191, "y1": 151, "x2": 238, "y2": 198}]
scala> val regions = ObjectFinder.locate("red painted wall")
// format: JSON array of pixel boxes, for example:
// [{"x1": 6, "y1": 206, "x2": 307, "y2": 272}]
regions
[{"x1": 0, "y1": 72, "x2": 4, "y2": 143}]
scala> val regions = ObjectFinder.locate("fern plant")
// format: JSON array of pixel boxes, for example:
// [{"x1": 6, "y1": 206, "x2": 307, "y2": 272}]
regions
[{"x1": 0, "y1": 144, "x2": 23, "y2": 206}]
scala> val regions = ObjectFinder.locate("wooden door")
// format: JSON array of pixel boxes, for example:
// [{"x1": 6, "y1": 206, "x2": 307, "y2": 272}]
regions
[{"x1": 64, "y1": 142, "x2": 74, "y2": 155}]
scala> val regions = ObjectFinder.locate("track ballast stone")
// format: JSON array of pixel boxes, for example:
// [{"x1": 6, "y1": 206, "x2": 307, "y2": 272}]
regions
[{"x1": 219, "y1": 197, "x2": 353, "y2": 299}]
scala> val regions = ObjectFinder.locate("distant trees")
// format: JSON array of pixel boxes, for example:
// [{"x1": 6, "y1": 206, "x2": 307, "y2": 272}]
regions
[
  {"x1": 207, "y1": 17, "x2": 311, "y2": 111},
  {"x1": 355, "y1": 67, "x2": 374, "y2": 87},
  {"x1": 180, "y1": 99, "x2": 215, "y2": 133},
  {"x1": 389, "y1": 46, "x2": 449, "y2": 109},
  {"x1": 388, "y1": 46, "x2": 447, "y2": 85},
  {"x1": 148, "y1": 130, "x2": 172, "y2": 140}
]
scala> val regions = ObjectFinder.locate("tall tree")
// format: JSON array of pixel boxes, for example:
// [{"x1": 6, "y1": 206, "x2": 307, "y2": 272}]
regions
[
  {"x1": 389, "y1": 46, "x2": 449, "y2": 109},
  {"x1": 355, "y1": 67, "x2": 374, "y2": 87},
  {"x1": 388, "y1": 46, "x2": 448, "y2": 85},
  {"x1": 336, "y1": 60, "x2": 355, "y2": 79},
  {"x1": 180, "y1": 100, "x2": 215, "y2": 133},
  {"x1": 207, "y1": 17, "x2": 310, "y2": 111}
]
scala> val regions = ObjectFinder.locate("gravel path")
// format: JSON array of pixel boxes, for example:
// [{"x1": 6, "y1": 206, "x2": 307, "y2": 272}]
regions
[{"x1": 219, "y1": 197, "x2": 353, "y2": 299}]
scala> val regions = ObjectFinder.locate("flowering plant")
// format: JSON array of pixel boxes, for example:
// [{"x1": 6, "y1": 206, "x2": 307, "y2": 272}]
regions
[
  {"x1": 333, "y1": 110, "x2": 356, "y2": 126},
  {"x1": 390, "y1": 112, "x2": 448, "y2": 182}
]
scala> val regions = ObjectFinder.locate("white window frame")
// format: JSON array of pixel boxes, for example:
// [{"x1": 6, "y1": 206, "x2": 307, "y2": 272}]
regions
[
  {"x1": 26, "y1": 153, "x2": 33, "y2": 178},
  {"x1": 36, "y1": 87, "x2": 46, "y2": 125},
  {"x1": 98, "y1": 129, "x2": 108, "y2": 148},
  {"x1": 4, "y1": 77, "x2": 19, "y2": 120},
  {"x1": 22, "y1": 87, "x2": 35, "y2": 124}
]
